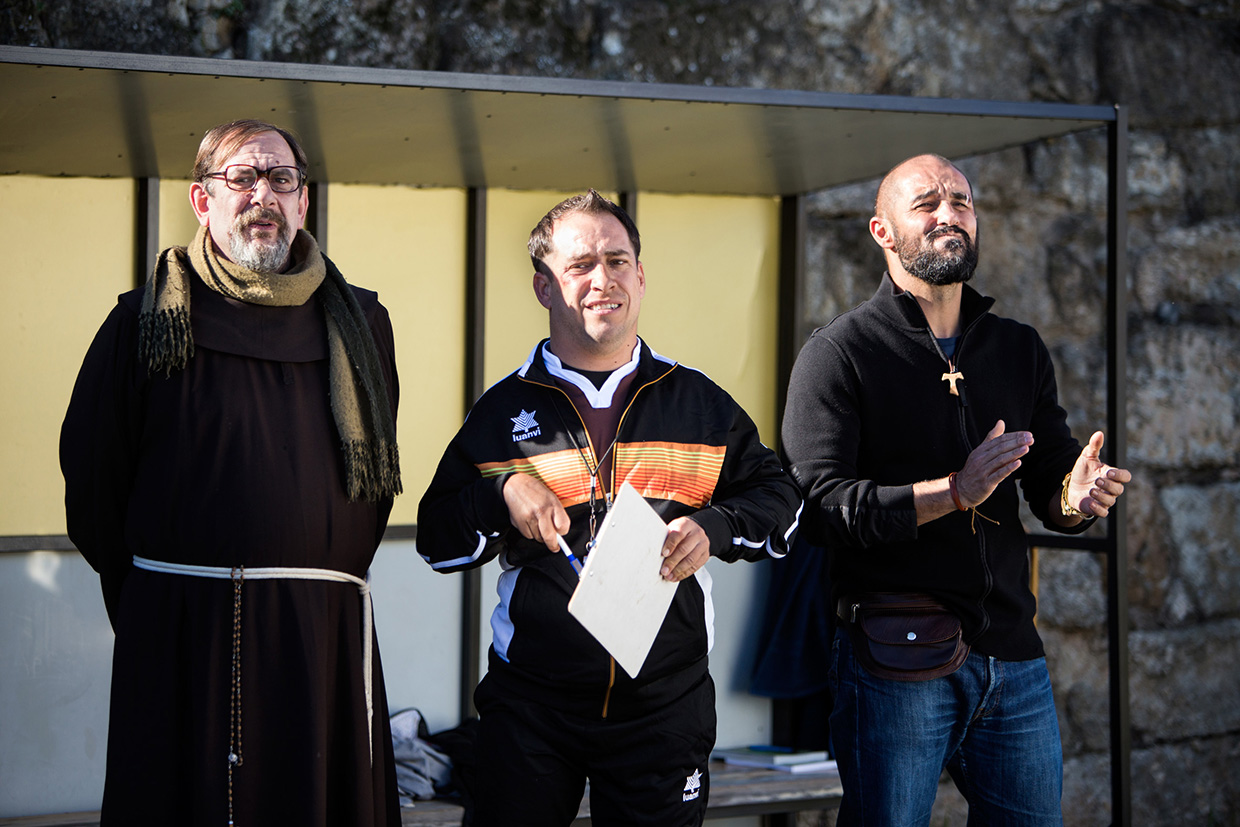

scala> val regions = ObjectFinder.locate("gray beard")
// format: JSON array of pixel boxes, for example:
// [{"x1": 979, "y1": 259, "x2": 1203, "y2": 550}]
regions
[
  {"x1": 229, "y1": 209, "x2": 293, "y2": 273},
  {"x1": 230, "y1": 233, "x2": 291, "y2": 273}
]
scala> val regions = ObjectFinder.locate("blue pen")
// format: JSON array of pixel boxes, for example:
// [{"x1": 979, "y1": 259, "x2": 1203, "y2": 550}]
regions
[{"x1": 557, "y1": 535, "x2": 584, "y2": 576}]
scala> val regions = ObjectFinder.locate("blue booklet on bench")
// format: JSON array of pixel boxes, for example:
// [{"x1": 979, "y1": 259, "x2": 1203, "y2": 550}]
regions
[{"x1": 711, "y1": 746, "x2": 835, "y2": 772}]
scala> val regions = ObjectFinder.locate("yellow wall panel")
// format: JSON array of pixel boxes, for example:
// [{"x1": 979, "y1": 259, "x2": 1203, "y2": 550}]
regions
[
  {"x1": 157, "y1": 179, "x2": 201, "y2": 251},
  {"x1": 633, "y1": 194, "x2": 782, "y2": 443},
  {"x1": 325, "y1": 185, "x2": 467, "y2": 523},
  {"x1": 0, "y1": 177, "x2": 136, "y2": 534},
  {"x1": 481, "y1": 189, "x2": 586, "y2": 387}
]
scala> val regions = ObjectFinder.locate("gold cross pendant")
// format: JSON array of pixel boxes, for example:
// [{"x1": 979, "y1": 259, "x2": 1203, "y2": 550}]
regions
[{"x1": 942, "y1": 369, "x2": 964, "y2": 396}]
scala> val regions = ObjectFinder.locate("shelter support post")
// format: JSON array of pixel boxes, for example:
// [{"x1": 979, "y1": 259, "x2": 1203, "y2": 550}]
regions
[
  {"x1": 308, "y1": 181, "x2": 329, "y2": 253},
  {"x1": 460, "y1": 186, "x2": 488, "y2": 721},
  {"x1": 775, "y1": 193, "x2": 806, "y2": 452},
  {"x1": 1105, "y1": 105, "x2": 1132, "y2": 827},
  {"x1": 619, "y1": 191, "x2": 638, "y2": 224},
  {"x1": 135, "y1": 177, "x2": 159, "y2": 289}
]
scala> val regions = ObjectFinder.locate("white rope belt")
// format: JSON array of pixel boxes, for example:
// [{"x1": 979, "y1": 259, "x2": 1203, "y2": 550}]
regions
[{"x1": 132, "y1": 555, "x2": 375, "y2": 765}]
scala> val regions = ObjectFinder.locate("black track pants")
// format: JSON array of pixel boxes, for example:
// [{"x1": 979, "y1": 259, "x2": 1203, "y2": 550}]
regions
[{"x1": 471, "y1": 671, "x2": 716, "y2": 827}]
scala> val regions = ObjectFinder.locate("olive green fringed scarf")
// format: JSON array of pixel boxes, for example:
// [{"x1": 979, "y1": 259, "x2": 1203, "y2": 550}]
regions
[{"x1": 139, "y1": 225, "x2": 402, "y2": 503}]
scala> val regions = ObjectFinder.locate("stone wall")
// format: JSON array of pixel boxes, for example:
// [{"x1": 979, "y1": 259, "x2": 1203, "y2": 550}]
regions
[{"x1": 4, "y1": 1, "x2": 1237, "y2": 823}]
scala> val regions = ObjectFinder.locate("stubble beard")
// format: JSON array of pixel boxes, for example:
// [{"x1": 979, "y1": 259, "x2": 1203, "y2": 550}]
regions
[
  {"x1": 229, "y1": 207, "x2": 294, "y2": 273},
  {"x1": 896, "y1": 225, "x2": 980, "y2": 286},
  {"x1": 581, "y1": 313, "x2": 631, "y2": 357},
  {"x1": 553, "y1": 298, "x2": 638, "y2": 366}
]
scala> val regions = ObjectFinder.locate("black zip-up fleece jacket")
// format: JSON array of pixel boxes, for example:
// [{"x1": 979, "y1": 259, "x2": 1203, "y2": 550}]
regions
[
  {"x1": 782, "y1": 274, "x2": 1092, "y2": 661},
  {"x1": 418, "y1": 338, "x2": 802, "y2": 718}
]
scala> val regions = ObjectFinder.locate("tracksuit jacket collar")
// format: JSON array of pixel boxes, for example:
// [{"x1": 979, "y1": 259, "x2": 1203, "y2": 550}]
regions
[{"x1": 519, "y1": 337, "x2": 678, "y2": 390}]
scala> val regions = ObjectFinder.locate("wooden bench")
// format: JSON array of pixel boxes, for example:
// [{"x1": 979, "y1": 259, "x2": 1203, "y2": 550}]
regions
[{"x1": 0, "y1": 761, "x2": 842, "y2": 826}]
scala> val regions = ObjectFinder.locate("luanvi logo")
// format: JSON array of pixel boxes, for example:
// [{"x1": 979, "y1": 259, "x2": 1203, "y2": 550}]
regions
[
  {"x1": 510, "y1": 409, "x2": 541, "y2": 442},
  {"x1": 682, "y1": 768, "x2": 702, "y2": 802}
]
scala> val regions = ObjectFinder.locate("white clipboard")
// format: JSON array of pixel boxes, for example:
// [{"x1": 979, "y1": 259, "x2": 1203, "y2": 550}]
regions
[{"x1": 567, "y1": 482, "x2": 678, "y2": 678}]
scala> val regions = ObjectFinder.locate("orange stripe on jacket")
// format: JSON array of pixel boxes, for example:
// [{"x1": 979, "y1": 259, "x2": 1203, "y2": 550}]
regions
[
  {"x1": 614, "y1": 441, "x2": 725, "y2": 508},
  {"x1": 477, "y1": 449, "x2": 596, "y2": 507}
]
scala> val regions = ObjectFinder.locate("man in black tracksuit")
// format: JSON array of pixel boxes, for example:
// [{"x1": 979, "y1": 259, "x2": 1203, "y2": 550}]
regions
[
  {"x1": 418, "y1": 190, "x2": 802, "y2": 827},
  {"x1": 781, "y1": 155, "x2": 1131, "y2": 825}
]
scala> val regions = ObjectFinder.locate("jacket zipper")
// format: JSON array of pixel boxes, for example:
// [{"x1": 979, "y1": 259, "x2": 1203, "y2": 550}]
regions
[
  {"x1": 601, "y1": 658, "x2": 615, "y2": 718},
  {"x1": 595, "y1": 372, "x2": 672, "y2": 718},
  {"x1": 932, "y1": 327, "x2": 993, "y2": 641}
]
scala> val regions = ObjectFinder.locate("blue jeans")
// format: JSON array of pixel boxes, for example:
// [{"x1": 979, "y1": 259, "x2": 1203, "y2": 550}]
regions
[{"x1": 829, "y1": 626, "x2": 1063, "y2": 826}]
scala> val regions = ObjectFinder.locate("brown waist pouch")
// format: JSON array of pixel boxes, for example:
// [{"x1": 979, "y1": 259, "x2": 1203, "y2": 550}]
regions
[{"x1": 836, "y1": 592, "x2": 971, "y2": 682}]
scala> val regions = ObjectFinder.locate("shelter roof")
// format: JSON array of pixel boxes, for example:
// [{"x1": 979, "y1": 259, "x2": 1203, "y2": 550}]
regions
[{"x1": 0, "y1": 46, "x2": 1114, "y2": 194}]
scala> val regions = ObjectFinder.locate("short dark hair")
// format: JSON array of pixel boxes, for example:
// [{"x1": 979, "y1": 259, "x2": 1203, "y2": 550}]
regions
[
  {"x1": 528, "y1": 189, "x2": 641, "y2": 273},
  {"x1": 192, "y1": 119, "x2": 309, "y2": 188}
]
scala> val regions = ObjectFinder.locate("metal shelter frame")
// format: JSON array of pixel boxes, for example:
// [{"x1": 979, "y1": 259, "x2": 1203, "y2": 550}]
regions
[{"x1": 0, "y1": 45, "x2": 1131, "y2": 824}]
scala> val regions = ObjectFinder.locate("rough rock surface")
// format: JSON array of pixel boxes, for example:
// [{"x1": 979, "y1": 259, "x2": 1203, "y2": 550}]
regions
[{"x1": 4, "y1": 2, "x2": 1238, "y2": 824}]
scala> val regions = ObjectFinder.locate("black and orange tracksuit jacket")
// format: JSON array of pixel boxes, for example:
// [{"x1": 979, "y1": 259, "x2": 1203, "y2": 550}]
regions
[{"x1": 417, "y1": 338, "x2": 802, "y2": 719}]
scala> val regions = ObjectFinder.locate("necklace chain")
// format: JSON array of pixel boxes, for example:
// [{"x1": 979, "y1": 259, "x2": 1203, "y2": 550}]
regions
[
  {"x1": 552, "y1": 395, "x2": 621, "y2": 547},
  {"x1": 583, "y1": 435, "x2": 620, "y2": 546}
]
